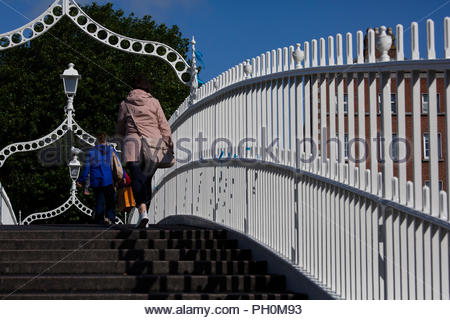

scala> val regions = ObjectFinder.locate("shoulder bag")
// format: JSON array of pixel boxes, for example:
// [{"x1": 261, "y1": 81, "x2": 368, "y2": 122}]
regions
[{"x1": 125, "y1": 104, "x2": 176, "y2": 168}]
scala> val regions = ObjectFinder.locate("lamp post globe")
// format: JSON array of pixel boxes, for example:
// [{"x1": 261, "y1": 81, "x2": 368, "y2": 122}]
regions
[
  {"x1": 68, "y1": 156, "x2": 81, "y2": 181},
  {"x1": 60, "y1": 63, "x2": 81, "y2": 97}
]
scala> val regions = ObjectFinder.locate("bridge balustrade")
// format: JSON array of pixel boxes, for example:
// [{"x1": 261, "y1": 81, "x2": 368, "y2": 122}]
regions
[{"x1": 151, "y1": 18, "x2": 450, "y2": 299}]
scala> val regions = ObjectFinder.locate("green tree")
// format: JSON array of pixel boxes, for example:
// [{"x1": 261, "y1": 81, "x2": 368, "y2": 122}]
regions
[{"x1": 0, "y1": 2, "x2": 190, "y2": 224}]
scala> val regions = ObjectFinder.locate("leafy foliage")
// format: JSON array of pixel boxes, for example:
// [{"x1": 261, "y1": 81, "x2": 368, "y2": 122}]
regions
[{"x1": 0, "y1": 2, "x2": 190, "y2": 224}]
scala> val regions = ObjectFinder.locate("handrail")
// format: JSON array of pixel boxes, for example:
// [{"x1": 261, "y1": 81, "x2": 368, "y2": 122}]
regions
[
  {"x1": 152, "y1": 17, "x2": 450, "y2": 299},
  {"x1": 169, "y1": 59, "x2": 449, "y2": 129},
  {"x1": 152, "y1": 158, "x2": 450, "y2": 231}
]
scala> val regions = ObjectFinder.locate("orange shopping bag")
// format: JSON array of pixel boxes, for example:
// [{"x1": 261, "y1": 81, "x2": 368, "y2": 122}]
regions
[{"x1": 118, "y1": 185, "x2": 135, "y2": 213}]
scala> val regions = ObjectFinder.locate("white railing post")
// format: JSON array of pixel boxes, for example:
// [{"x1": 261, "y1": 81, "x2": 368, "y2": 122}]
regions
[
  {"x1": 266, "y1": 51, "x2": 271, "y2": 75},
  {"x1": 277, "y1": 48, "x2": 283, "y2": 73},
  {"x1": 256, "y1": 56, "x2": 261, "y2": 77},
  {"x1": 319, "y1": 38, "x2": 326, "y2": 67},
  {"x1": 336, "y1": 34, "x2": 343, "y2": 65},
  {"x1": 251, "y1": 58, "x2": 256, "y2": 77},
  {"x1": 272, "y1": 49, "x2": 277, "y2": 74},
  {"x1": 261, "y1": 53, "x2": 266, "y2": 76},
  {"x1": 304, "y1": 41, "x2": 310, "y2": 68},
  {"x1": 312, "y1": 40, "x2": 319, "y2": 67},
  {"x1": 289, "y1": 45, "x2": 295, "y2": 70},
  {"x1": 368, "y1": 29, "x2": 376, "y2": 63},
  {"x1": 346, "y1": 33, "x2": 355, "y2": 186},
  {"x1": 427, "y1": 19, "x2": 436, "y2": 60},
  {"x1": 328, "y1": 36, "x2": 335, "y2": 66},
  {"x1": 396, "y1": 24, "x2": 405, "y2": 61},
  {"x1": 445, "y1": 17, "x2": 450, "y2": 58},
  {"x1": 336, "y1": 33, "x2": 345, "y2": 181},
  {"x1": 283, "y1": 47, "x2": 289, "y2": 71},
  {"x1": 411, "y1": 22, "x2": 420, "y2": 60},
  {"x1": 357, "y1": 30, "x2": 364, "y2": 64},
  {"x1": 411, "y1": 67, "x2": 422, "y2": 210},
  {"x1": 346, "y1": 32, "x2": 353, "y2": 65},
  {"x1": 368, "y1": 29, "x2": 378, "y2": 194},
  {"x1": 396, "y1": 24, "x2": 407, "y2": 205},
  {"x1": 381, "y1": 70, "x2": 393, "y2": 200}
]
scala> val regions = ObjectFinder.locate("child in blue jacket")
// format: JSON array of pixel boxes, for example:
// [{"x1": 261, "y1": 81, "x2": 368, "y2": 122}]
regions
[{"x1": 77, "y1": 133, "x2": 124, "y2": 224}]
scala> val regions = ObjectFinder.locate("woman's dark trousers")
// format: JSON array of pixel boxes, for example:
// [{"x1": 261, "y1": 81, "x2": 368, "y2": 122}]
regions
[{"x1": 127, "y1": 161, "x2": 155, "y2": 208}]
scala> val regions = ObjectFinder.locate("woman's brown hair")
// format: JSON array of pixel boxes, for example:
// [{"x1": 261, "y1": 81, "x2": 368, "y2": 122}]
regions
[{"x1": 131, "y1": 75, "x2": 151, "y2": 93}]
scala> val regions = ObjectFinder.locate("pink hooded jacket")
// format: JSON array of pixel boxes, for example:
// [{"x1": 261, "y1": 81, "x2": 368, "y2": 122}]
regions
[{"x1": 116, "y1": 89, "x2": 172, "y2": 163}]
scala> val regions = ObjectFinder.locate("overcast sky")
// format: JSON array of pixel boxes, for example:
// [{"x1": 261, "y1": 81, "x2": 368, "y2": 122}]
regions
[{"x1": 0, "y1": 0, "x2": 449, "y2": 82}]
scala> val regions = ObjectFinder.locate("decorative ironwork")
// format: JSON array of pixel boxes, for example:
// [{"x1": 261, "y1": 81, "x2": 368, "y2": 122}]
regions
[
  {"x1": 0, "y1": 63, "x2": 126, "y2": 224},
  {"x1": 0, "y1": 0, "x2": 64, "y2": 50},
  {"x1": 0, "y1": 0, "x2": 192, "y2": 85},
  {"x1": 0, "y1": 119, "x2": 69, "y2": 168},
  {"x1": 0, "y1": 0, "x2": 200, "y2": 224},
  {"x1": 22, "y1": 192, "x2": 123, "y2": 225},
  {"x1": 72, "y1": 120, "x2": 96, "y2": 146}
]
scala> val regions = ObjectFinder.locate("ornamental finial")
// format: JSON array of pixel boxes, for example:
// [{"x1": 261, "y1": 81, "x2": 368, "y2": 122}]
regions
[
  {"x1": 375, "y1": 26, "x2": 392, "y2": 62},
  {"x1": 293, "y1": 43, "x2": 305, "y2": 69}
]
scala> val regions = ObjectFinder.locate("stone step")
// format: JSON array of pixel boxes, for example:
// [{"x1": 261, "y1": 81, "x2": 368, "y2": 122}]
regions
[
  {"x1": 0, "y1": 249, "x2": 253, "y2": 262},
  {"x1": 0, "y1": 225, "x2": 308, "y2": 299},
  {"x1": 0, "y1": 239, "x2": 238, "y2": 250},
  {"x1": 0, "y1": 229, "x2": 227, "y2": 240},
  {"x1": 0, "y1": 275, "x2": 286, "y2": 293},
  {"x1": 1, "y1": 292, "x2": 308, "y2": 300},
  {"x1": 0, "y1": 260, "x2": 268, "y2": 275}
]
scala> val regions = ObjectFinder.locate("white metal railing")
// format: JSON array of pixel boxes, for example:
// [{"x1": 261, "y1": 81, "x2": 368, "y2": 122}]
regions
[
  {"x1": 0, "y1": 183, "x2": 18, "y2": 225},
  {"x1": 151, "y1": 18, "x2": 450, "y2": 299}
]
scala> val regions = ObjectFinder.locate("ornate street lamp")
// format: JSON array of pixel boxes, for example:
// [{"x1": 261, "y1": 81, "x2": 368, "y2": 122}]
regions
[
  {"x1": 68, "y1": 152, "x2": 81, "y2": 181},
  {"x1": 60, "y1": 63, "x2": 81, "y2": 97}
]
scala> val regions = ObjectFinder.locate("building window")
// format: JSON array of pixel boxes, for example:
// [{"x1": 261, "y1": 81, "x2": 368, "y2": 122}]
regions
[
  {"x1": 425, "y1": 180, "x2": 444, "y2": 191},
  {"x1": 344, "y1": 94, "x2": 348, "y2": 113},
  {"x1": 335, "y1": 94, "x2": 348, "y2": 113},
  {"x1": 423, "y1": 133, "x2": 429, "y2": 159},
  {"x1": 344, "y1": 134, "x2": 349, "y2": 159},
  {"x1": 392, "y1": 133, "x2": 399, "y2": 162},
  {"x1": 378, "y1": 93, "x2": 397, "y2": 114},
  {"x1": 422, "y1": 94, "x2": 441, "y2": 114},
  {"x1": 423, "y1": 133, "x2": 443, "y2": 160},
  {"x1": 378, "y1": 134, "x2": 399, "y2": 162},
  {"x1": 378, "y1": 133, "x2": 384, "y2": 161}
]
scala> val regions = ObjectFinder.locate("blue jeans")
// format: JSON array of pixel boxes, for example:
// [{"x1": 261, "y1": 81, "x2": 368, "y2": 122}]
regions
[{"x1": 92, "y1": 185, "x2": 116, "y2": 224}]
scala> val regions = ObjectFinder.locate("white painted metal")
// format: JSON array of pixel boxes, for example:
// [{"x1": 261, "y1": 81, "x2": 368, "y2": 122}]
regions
[
  {"x1": 0, "y1": 183, "x2": 17, "y2": 225},
  {"x1": 427, "y1": 20, "x2": 436, "y2": 60},
  {"x1": 347, "y1": 32, "x2": 355, "y2": 187},
  {"x1": 446, "y1": 70, "x2": 450, "y2": 221},
  {"x1": 411, "y1": 22, "x2": 420, "y2": 60},
  {"x1": 0, "y1": 64, "x2": 125, "y2": 224},
  {"x1": 155, "y1": 18, "x2": 450, "y2": 300},
  {"x1": 412, "y1": 70, "x2": 423, "y2": 210},
  {"x1": 0, "y1": 0, "x2": 191, "y2": 85},
  {"x1": 368, "y1": 29, "x2": 378, "y2": 195},
  {"x1": 376, "y1": 26, "x2": 392, "y2": 62},
  {"x1": 381, "y1": 71, "x2": 393, "y2": 199}
]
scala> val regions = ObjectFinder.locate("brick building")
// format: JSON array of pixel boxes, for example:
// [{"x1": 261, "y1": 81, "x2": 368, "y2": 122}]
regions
[{"x1": 319, "y1": 28, "x2": 447, "y2": 190}]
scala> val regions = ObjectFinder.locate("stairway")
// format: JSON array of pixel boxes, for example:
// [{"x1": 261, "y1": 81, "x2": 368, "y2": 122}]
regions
[{"x1": 0, "y1": 225, "x2": 307, "y2": 299}]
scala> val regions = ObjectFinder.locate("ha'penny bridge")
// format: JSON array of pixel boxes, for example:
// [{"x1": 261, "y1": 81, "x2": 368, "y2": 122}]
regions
[{"x1": 0, "y1": 0, "x2": 449, "y2": 300}]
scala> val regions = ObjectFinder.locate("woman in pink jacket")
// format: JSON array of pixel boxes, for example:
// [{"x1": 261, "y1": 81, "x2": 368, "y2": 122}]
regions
[{"x1": 116, "y1": 76, "x2": 172, "y2": 228}]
